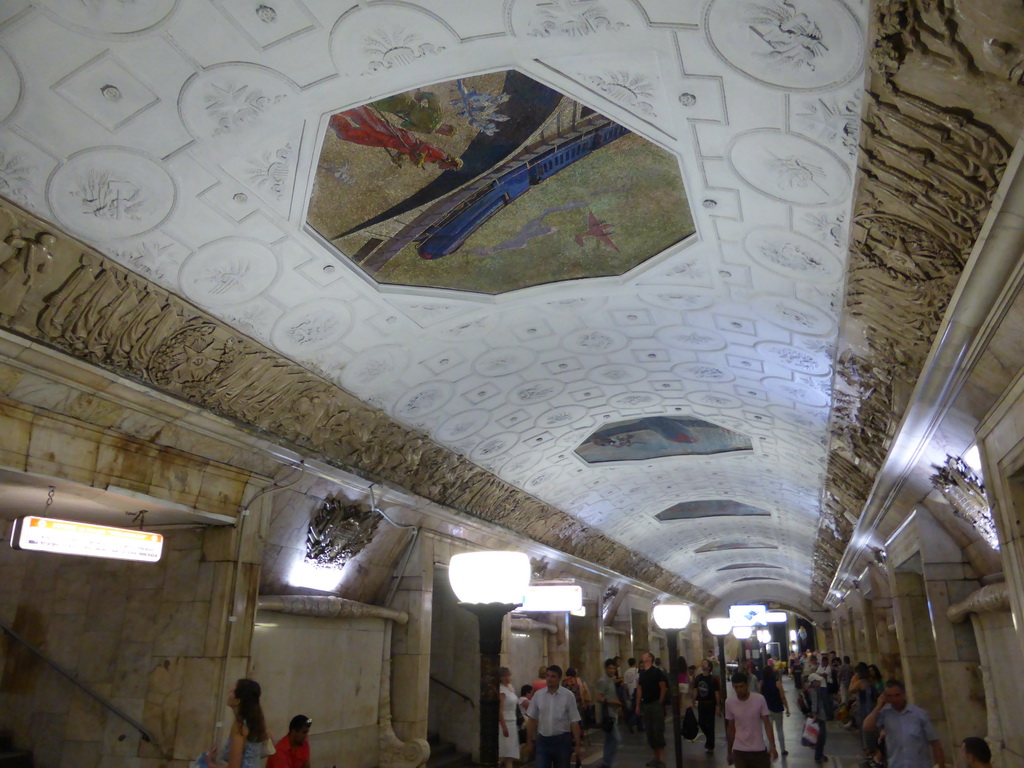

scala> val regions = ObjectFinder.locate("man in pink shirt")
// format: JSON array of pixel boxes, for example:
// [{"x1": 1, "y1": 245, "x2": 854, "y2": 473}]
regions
[{"x1": 725, "y1": 672, "x2": 778, "y2": 768}]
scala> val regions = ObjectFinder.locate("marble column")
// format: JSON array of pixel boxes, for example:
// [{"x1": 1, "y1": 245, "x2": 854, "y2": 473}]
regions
[
  {"x1": 888, "y1": 568, "x2": 950, "y2": 749},
  {"x1": 548, "y1": 611, "x2": 570, "y2": 671},
  {"x1": 389, "y1": 534, "x2": 434, "y2": 743},
  {"x1": 915, "y1": 508, "x2": 986, "y2": 749},
  {"x1": 632, "y1": 608, "x2": 651, "y2": 658},
  {"x1": 569, "y1": 599, "x2": 603, "y2": 682},
  {"x1": 859, "y1": 597, "x2": 878, "y2": 661}
]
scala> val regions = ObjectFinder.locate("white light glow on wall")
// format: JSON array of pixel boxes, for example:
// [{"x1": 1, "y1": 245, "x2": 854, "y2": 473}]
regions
[
  {"x1": 518, "y1": 585, "x2": 583, "y2": 612},
  {"x1": 288, "y1": 560, "x2": 344, "y2": 592},
  {"x1": 449, "y1": 551, "x2": 530, "y2": 604}
]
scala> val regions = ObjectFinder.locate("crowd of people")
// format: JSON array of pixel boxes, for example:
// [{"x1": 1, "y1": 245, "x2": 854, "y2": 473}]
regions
[{"x1": 502, "y1": 649, "x2": 995, "y2": 768}]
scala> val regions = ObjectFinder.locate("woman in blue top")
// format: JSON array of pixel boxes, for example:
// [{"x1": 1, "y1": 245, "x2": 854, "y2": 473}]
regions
[{"x1": 208, "y1": 678, "x2": 270, "y2": 768}]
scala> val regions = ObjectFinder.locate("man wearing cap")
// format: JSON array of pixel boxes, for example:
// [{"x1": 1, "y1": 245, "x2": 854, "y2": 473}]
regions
[
  {"x1": 807, "y1": 674, "x2": 830, "y2": 763},
  {"x1": 267, "y1": 715, "x2": 311, "y2": 768}
]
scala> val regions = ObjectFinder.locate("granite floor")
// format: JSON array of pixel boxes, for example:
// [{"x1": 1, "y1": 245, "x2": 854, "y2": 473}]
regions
[{"x1": 578, "y1": 678, "x2": 866, "y2": 768}]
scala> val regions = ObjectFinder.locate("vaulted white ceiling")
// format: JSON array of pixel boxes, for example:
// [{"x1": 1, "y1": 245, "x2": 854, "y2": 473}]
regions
[{"x1": 0, "y1": 0, "x2": 869, "y2": 604}]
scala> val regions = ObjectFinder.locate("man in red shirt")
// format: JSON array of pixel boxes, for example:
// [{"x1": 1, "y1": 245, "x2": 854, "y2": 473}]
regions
[{"x1": 267, "y1": 715, "x2": 311, "y2": 768}]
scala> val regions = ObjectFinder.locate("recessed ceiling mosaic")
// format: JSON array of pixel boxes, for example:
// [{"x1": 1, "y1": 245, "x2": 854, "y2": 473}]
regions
[
  {"x1": 655, "y1": 500, "x2": 771, "y2": 521},
  {"x1": 308, "y1": 70, "x2": 695, "y2": 295},
  {"x1": 575, "y1": 415, "x2": 753, "y2": 464}
]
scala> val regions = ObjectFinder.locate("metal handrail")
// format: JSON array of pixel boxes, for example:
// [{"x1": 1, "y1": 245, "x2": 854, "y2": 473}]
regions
[
  {"x1": 429, "y1": 675, "x2": 474, "y2": 707},
  {"x1": 0, "y1": 619, "x2": 157, "y2": 744}
]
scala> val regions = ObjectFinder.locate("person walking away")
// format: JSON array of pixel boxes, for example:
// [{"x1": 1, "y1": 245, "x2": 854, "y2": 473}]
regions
[
  {"x1": 791, "y1": 654, "x2": 803, "y2": 691},
  {"x1": 692, "y1": 659, "x2": 721, "y2": 753},
  {"x1": 623, "y1": 658, "x2": 640, "y2": 733},
  {"x1": 807, "y1": 673, "x2": 829, "y2": 763},
  {"x1": 498, "y1": 667, "x2": 520, "y2": 768},
  {"x1": 960, "y1": 737, "x2": 991, "y2": 768},
  {"x1": 849, "y1": 662, "x2": 881, "y2": 765},
  {"x1": 518, "y1": 685, "x2": 534, "y2": 744},
  {"x1": 838, "y1": 657, "x2": 854, "y2": 715},
  {"x1": 862, "y1": 680, "x2": 945, "y2": 768},
  {"x1": 526, "y1": 665, "x2": 584, "y2": 768},
  {"x1": 635, "y1": 651, "x2": 668, "y2": 768},
  {"x1": 760, "y1": 665, "x2": 789, "y2": 756},
  {"x1": 267, "y1": 715, "x2": 311, "y2": 768},
  {"x1": 725, "y1": 672, "x2": 777, "y2": 768},
  {"x1": 594, "y1": 658, "x2": 623, "y2": 768},
  {"x1": 207, "y1": 678, "x2": 270, "y2": 768}
]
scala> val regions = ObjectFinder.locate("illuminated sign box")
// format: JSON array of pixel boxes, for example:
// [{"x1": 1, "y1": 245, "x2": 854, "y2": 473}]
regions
[
  {"x1": 518, "y1": 585, "x2": 583, "y2": 613},
  {"x1": 10, "y1": 516, "x2": 164, "y2": 563},
  {"x1": 729, "y1": 603, "x2": 767, "y2": 625}
]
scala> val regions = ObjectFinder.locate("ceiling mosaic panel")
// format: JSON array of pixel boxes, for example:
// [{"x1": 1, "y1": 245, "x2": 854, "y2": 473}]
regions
[{"x1": 308, "y1": 71, "x2": 695, "y2": 294}]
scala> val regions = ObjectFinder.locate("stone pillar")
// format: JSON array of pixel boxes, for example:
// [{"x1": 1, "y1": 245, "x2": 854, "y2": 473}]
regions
[
  {"x1": 548, "y1": 611, "x2": 570, "y2": 671},
  {"x1": 916, "y1": 508, "x2": 986, "y2": 751},
  {"x1": 632, "y1": 608, "x2": 651, "y2": 657},
  {"x1": 860, "y1": 597, "x2": 879, "y2": 661},
  {"x1": 888, "y1": 568, "x2": 950, "y2": 748},
  {"x1": 390, "y1": 533, "x2": 434, "y2": 743},
  {"x1": 569, "y1": 599, "x2": 603, "y2": 682}
]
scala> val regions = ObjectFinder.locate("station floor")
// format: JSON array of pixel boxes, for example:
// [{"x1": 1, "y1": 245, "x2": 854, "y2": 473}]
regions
[{"x1": 578, "y1": 678, "x2": 864, "y2": 768}]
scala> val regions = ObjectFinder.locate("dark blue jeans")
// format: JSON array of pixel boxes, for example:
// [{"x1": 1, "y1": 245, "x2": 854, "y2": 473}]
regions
[
  {"x1": 602, "y1": 721, "x2": 620, "y2": 768},
  {"x1": 814, "y1": 718, "x2": 827, "y2": 761},
  {"x1": 536, "y1": 732, "x2": 573, "y2": 768}
]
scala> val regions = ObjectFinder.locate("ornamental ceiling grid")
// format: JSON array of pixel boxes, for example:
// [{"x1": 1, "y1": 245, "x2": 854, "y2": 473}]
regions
[{"x1": 0, "y1": 0, "x2": 868, "y2": 602}]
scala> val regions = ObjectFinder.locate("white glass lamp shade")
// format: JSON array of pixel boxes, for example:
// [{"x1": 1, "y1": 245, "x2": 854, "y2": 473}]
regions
[
  {"x1": 448, "y1": 551, "x2": 530, "y2": 605},
  {"x1": 756, "y1": 629, "x2": 771, "y2": 643},
  {"x1": 789, "y1": 629, "x2": 798, "y2": 642},
  {"x1": 706, "y1": 617, "x2": 733, "y2": 636},
  {"x1": 653, "y1": 604, "x2": 691, "y2": 629},
  {"x1": 732, "y1": 624, "x2": 754, "y2": 640},
  {"x1": 764, "y1": 611, "x2": 787, "y2": 623}
]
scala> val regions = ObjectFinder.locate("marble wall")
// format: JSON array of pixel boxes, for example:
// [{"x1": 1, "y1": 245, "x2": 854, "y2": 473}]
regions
[{"x1": 251, "y1": 612, "x2": 386, "y2": 768}]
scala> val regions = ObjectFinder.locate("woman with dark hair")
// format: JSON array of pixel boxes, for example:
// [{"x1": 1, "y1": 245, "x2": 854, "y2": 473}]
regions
[
  {"x1": 760, "y1": 665, "x2": 789, "y2": 755},
  {"x1": 208, "y1": 678, "x2": 270, "y2": 768},
  {"x1": 851, "y1": 664, "x2": 883, "y2": 765}
]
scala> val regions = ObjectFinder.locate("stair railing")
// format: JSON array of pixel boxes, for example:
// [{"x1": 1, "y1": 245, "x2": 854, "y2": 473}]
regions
[
  {"x1": 0, "y1": 618, "x2": 157, "y2": 745},
  {"x1": 429, "y1": 675, "x2": 474, "y2": 706}
]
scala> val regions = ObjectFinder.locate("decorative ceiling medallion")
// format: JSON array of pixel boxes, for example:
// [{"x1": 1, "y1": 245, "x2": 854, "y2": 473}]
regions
[
  {"x1": 508, "y1": 379, "x2": 566, "y2": 405},
  {"x1": 179, "y1": 65, "x2": 292, "y2": 142},
  {"x1": 469, "y1": 431, "x2": 519, "y2": 462},
  {"x1": 508, "y1": 0, "x2": 634, "y2": 38},
  {"x1": 640, "y1": 288, "x2": 714, "y2": 311},
  {"x1": 575, "y1": 415, "x2": 752, "y2": 464},
  {"x1": 562, "y1": 328, "x2": 629, "y2": 355},
  {"x1": 672, "y1": 362, "x2": 735, "y2": 382},
  {"x1": 704, "y1": 0, "x2": 863, "y2": 91},
  {"x1": 744, "y1": 228, "x2": 842, "y2": 283},
  {"x1": 435, "y1": 409, "x2": 491, "y2": 441},
  {"x1": 47, "y1": 148, "x2": 176, "y2": 241},
  {"x1": 655, "y1": 326, "x2": 727, "y2": 351},
  {"x1": 393, "y1": 381, "x2": 454, "y2": 419},
  {"x1": 728, "y1": 130, "x2": 850, "y2": 206},
  {"x1": 751, "y1": 295, "x2": 835, "y2": 335},
  {"x1": 307, "y1": 70, "x2": 694, "y2": 294},
  {"x1": 763, "y1": 377, "x2": 829, "y2": 407},
  {"x1": 473, "y1": 346, "x2": 537, "y2": 377},
  {"x1": 35, "y1": 0, "x2": 179, "y2": 35},
  {"x1": 340, "y1": 345, "x2": 408, "y2": 392},
  {"x1": 685, "y1": 391, "x2": 744, "y2": 409},
  {"x1": 0, "y1": 49, "x2": 21, "y2": 124},
  {"x1": 500, "y1": 450, "x2": 543, "y2": 478},
  {"x1": 607, "y1": 391, "x2": 663, "y2": 409},
  {"x1": 766, "y1": 404, "x2": 827, "y2": 430},
  {"x1": 178, "y1": 238, "x2": 279, "y2": 306},
  {"x1": 656, "y1": 500, "x2": 771, "y2": 521},
  {"x1": 756, "y1": 341, "x2": 831, "y2": 375},
  {"x1": 590, "y1": 364, "x2": 646, "y2": 384},
  {"x1": 536, "y1": 404, "x2": 589, "y2": 428},
  {"x1": 271, "y1": 299, "x2": 352, "y2": 354}
]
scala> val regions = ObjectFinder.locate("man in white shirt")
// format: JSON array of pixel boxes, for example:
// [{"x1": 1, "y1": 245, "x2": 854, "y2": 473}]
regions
[
  {"x1": 725, "y1": 672, "x2": 777, "y2": 768},
  {"x1": 623, "y1": 658, "x2": 640, "y2": 733},
  {"x1": 526, "y1": 665, "x2": 584, "y2": 768}
]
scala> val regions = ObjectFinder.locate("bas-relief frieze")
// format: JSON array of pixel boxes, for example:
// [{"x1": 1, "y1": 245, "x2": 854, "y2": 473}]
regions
[
  {"x1": 0, "y1": 196, "x2": 712, "y2": 606},
  {"x1": 816, "y1": 0, "x2": 1023, "y2": 601}
]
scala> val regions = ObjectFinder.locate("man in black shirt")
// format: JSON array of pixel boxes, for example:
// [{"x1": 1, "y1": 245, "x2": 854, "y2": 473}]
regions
[
  {"x1": 634, "y1": 651, "x2": 668, "y2": 768},
  {"x1": 691, "y1": 659, "x2": 722, "y2": 752}
]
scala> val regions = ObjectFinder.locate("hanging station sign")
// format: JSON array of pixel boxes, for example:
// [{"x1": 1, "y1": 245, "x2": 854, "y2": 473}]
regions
[{"x1": 9, "y1": 516, "x2": 163, "y2": 562}]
